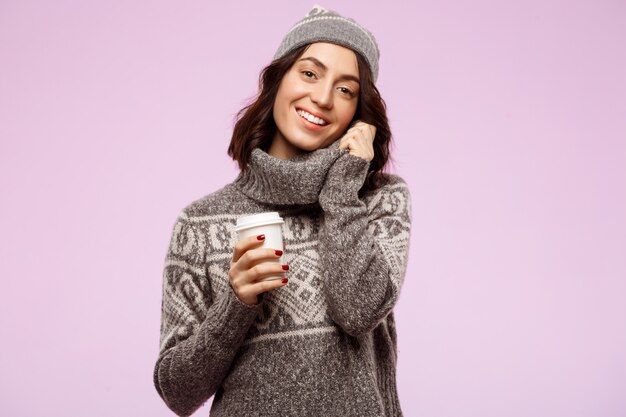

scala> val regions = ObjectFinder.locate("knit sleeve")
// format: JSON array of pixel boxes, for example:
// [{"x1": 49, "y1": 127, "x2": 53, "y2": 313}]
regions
[
  {"x1": 318, "y1": 153, "x2": 412, "y2": 336},
  {"x1": 153, "y1": 213, "x2": 260, "y2": 417}
]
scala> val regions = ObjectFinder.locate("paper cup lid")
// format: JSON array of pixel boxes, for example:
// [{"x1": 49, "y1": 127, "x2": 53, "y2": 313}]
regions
[{"x1": 234, "y1": 212, "x2": 284, "y2": 232}]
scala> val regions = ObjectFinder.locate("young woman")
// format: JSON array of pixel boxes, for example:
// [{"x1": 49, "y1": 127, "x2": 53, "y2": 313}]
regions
[{"x1": 154, "y1": 6, "x2": 412, "y2": 417}]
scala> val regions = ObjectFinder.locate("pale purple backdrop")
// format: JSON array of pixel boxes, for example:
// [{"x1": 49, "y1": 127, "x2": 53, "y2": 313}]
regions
[{"x1": 1, "y1": 0, "x2": 625, "y2": 416}]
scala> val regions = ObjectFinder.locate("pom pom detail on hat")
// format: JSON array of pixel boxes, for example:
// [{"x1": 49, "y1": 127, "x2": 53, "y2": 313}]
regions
[{"x1": 273, "y1": 4, "x2": 381, "y2": 82}]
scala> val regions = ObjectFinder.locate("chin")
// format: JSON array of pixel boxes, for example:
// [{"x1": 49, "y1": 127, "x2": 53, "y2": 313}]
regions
[
  {"x1": 297, "y1": 142, "x2": 324, "y2": 152},
  {"x1": 296, "y1": 136, "x2": 337, "y2": 151}
]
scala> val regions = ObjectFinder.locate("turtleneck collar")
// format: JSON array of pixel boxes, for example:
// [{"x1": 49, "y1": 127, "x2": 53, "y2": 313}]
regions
[{"x1": 233, "y1": 139, "x2": 347, "y2": 206}]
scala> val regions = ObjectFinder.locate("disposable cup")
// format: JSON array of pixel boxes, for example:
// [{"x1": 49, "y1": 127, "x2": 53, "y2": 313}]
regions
[{"x1": 234, "y1": 212, "x2": 285, "y2": 281}]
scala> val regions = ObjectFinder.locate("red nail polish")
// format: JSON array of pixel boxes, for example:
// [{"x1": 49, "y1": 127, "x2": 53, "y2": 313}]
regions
[
  {"x1": 282, "y1": 265, "x2": 289, "y2": 271},
  {"x1": 257, "y1": 234, "x2": 265, "y2": 240},
  {"x1": 281, "y1": 278, "x2": 288, "y2": 284},
  {"x1": 275, "y1": 250, "x2": 283, "y2": 256}
]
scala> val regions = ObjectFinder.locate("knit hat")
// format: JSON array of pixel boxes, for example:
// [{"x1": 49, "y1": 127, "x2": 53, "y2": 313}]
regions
[{"x1": 273, "y1": 4, "x2": 381, "y2": 82}]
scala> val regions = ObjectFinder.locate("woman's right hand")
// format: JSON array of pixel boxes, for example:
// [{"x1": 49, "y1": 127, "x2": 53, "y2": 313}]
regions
[{"x1": 229, "y1": 234, "x2": 289, "y2": 305}]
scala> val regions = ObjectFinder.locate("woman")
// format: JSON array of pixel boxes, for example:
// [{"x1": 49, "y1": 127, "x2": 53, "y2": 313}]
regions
[{"x1": 154, "y1": 5, "x2": 411, "y2": 417}]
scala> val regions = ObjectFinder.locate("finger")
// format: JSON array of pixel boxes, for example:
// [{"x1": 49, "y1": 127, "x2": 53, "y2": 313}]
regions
[
  {"x1": 232, "y1": 234, "x2": 267, "y2": 263},
  {"x1": 342, "y1": 136, "x2": 374, "y2": 161},
  {"x1": 231, "y1": 261, "x2": 287, "y2": 292},
  {"x1": 244, "y1": 276, "x2": 289, "y2": 298},
  {"x1": 351, "y1": 121, "x2": 376, "y2": 139},
  {"x1": 340, "y1": 124, "x2": 373, "y2": 153},
  {"x1": 343, "y1": 136, "x2": 365, "y2": 152},
  {"x1": 350, "y1": 128, "x2": 364, "y2": 141},
  {"x1": 339, "y1": 138, "x2": 358, "y2": 156},
  {"x1": 237, "y1": 247, "x2": 283, "y2": 271},
  {"x1": 356, "y1": 123, "x2": 375, "y2": 139},
  {"x1": 339, "y1": 131, "x2": 356, "y2": 149},
  {"x1": 341, "y1": 128, "x2": 361, "y2": 146},
  {"x1": 245, "y1": 261, "x2": 289, "y2": 283}
]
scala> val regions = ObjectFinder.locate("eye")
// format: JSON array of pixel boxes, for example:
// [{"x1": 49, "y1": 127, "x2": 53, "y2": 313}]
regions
[
  {"x1": 301, "y1": 70, "x2": 317, "y2": 79},
  {"x1": 338, "y1": 86, "x2": 355, "y2": 97}
]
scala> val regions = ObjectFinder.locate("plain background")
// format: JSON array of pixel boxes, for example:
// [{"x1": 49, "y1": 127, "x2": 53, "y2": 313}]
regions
[{"x1": 1, "y1": 0, "x2": 625, "y2": 416}]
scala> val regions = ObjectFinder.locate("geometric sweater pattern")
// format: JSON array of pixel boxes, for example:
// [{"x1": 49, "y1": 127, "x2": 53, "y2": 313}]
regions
[{"x1": 154, "y1": 139, "x2": 412, "y2": 416}]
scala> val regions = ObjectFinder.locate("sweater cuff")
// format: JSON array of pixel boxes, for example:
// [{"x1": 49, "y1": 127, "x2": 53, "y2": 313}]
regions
[
  {"x1": 211, "y1": 286, "x2": 261, "y2": 339},
  {"x1": 320, "y1": 153, "x2": 370, "y2": 204}
]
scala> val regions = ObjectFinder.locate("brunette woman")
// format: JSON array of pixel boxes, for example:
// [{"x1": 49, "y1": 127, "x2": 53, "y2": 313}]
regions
[{"x1": 154, "y1": 5, "x2": 411, "y2": 416}]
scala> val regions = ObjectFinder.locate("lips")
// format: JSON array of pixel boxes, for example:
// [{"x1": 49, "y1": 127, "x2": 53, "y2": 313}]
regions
[{"x1": 295, "y1": 107, "x2": 329, "y2": 127}]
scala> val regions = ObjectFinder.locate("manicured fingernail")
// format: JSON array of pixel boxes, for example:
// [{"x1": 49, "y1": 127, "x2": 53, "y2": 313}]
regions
[
  {"x1": 275, "y1": 250, "x2": 283, "y2": 256},
  {"x1": 281, "y1": 278, "x2": 289, "y2": 284},
  {"x1": 257, "y1": 234, "x2": 265, "y2": 240},
  {"x1": 282, "y1": 265, "x2": 289, "y2": 271}
]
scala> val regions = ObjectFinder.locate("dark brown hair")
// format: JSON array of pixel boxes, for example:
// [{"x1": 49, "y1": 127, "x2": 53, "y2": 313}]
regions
[{"x1": 227, "y1": 44, "x2": 393, "y2": 194}]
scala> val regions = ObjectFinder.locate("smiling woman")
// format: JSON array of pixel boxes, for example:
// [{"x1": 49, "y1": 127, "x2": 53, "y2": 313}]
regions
[
  {"x1": 153, "y1": 5, "x2": 412, "y2": 417},
  {"x1": 228, "y1": 38, "x2": 391, "y2": 194},
  {"x1": 269, "y1": 43, "x2": 361, "y2": 158}
]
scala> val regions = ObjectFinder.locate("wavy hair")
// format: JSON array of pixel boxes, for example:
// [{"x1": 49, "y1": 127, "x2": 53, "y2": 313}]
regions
[{"x1": 227, "y1": 44, "x2": 393, "y2": 194}]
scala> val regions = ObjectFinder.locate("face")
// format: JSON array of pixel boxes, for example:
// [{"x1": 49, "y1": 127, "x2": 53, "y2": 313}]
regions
[{"x1": 269, "y1": 42, "x2": 360, "y2": 159}]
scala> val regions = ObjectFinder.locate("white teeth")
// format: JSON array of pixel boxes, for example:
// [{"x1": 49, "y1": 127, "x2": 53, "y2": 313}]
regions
[{"x1": 297, "y1": 109, "x2": 327, "y2": 126}]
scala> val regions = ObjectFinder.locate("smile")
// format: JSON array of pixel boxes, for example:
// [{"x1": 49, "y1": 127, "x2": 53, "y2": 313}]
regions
[{"x1": 296, "y1": 109, "x2": 328, "y2": 126}]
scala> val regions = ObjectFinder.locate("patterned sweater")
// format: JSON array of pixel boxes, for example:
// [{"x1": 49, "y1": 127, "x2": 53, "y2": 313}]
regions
[{"x1": 154, "y1": 140, "x2": 412, "y2": 416}]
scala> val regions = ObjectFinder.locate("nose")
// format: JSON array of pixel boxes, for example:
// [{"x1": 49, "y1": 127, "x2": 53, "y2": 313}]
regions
[{"x1": 310, "y1": 81, "x2": 333, "y2": 109}]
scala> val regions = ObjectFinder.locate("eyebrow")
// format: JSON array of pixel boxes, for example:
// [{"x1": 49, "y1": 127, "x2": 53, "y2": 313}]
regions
[{"x1": 297, "y1": 57, "x2": 361, "y2": 84}]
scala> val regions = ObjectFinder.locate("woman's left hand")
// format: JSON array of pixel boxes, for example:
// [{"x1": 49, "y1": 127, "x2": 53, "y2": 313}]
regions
[{"x1": 338, "y1": 120, "x2": 376, "y2": 162}]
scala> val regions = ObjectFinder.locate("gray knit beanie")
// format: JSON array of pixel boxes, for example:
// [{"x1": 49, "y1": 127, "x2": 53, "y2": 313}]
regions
[{"x1": 273, "y1": 4, "x2": 381, "y2": 82}]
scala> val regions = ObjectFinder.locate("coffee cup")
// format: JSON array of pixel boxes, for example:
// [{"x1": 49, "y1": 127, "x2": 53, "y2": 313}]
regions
[{"x1": 234, "y1": 212, "x2": 285, "y2": 281}]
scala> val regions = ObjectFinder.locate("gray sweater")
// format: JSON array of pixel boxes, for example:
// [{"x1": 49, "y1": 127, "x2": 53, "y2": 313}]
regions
[{"x1": 154, "y1": 141, "x2": 412, "y2": 416}]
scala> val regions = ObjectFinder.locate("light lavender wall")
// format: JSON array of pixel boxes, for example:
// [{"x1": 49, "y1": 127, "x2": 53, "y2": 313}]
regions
[{"x1": 1, "y1": 0, "x2": 624, "y2": 416}]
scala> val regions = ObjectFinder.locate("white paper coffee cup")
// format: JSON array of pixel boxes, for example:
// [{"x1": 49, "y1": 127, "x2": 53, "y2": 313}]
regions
[{"x1": 234, "y1": 212, "x2": 285, "y2": 281}]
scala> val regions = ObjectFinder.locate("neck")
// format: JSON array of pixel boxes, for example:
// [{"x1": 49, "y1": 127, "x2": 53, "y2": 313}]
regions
[{"x1": 267, "y1": 133, "x2": 304, "y2": 160}]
